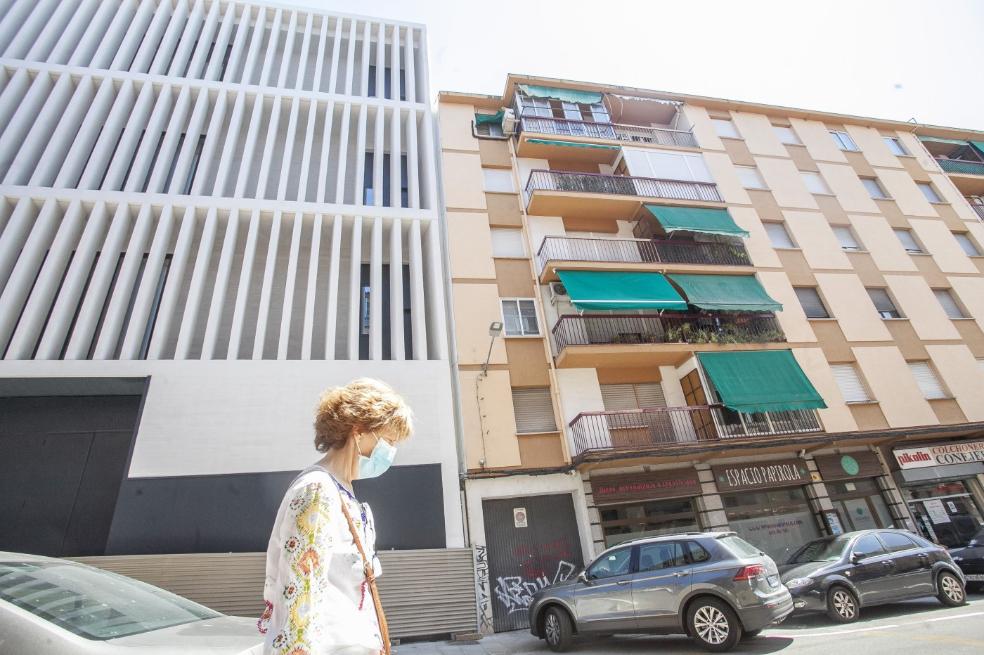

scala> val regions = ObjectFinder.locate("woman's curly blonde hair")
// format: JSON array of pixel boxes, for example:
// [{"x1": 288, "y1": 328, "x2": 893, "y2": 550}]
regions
[{"x1": 314, "y1": 378, "x2": 414, "y2": 452}]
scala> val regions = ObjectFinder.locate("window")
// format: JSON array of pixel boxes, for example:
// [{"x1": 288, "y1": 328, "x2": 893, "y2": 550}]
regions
[
  {"x1": 511, "y1": 387, "x2": 557, "y2": 434},
  {"x1": 773, "y1": 125, "x2": 801, "y2": 145},
  {"x1": 851, "y1": 534, "x2": 886, "y2": 559},
  {"x1": 599, "y1": 498, "x2": 698, "y2": 547},
  {"x1": 474, "y1": 117, "x2": 504, "y2": 138},
  {"x1": 954, "y1": 232, "x2": 982, "y2": 257},
  {"x1": 601, "y1": 383, "x2": 666, "y2": 410},
  {"x1": 883, "y1": 136, "x2": 909, "y2": 156},
  {"x1": 801, "y1": 171, "x2": 831, "y2": 194},
  {"x1": 795, "y1": 287, "x2": 830, "y2": 319},
  {"x1": 638, "y1": 542, "x2": 686, "y2": 572},
  {"x1": 832, "y1": 225, "x2": 861, "y2": 251},
  {"x1": 367, "y1": 64, "x2": 406, "y2": 100},
  {"x1": 586, "y1": 547, "x2": 633, "y2": 580},
  {"x1": 490, "y1": 229, "x2": 526, "y2": 257},
  {"x1": 894, "y1": 228, "x2": 923, "y2": 253},
  {"x1": 908, "y1": 362, "x2": 948, "y2": 400},
  {"x1": 830, "y1": 130, "x2": 859, "y2": 151},
  {"x1": 712, "y1": 118, "x2": 739, "y2": 138},
  {"x1": 917, "y1": 182, "x2": 943, "y2": 204},
  {"x1": 765, "y1": 222, "x2": 796, "y2": 249},
  {"x1": 867, "y1": 287, "x2": 903, "y2": 319},
  {"x1": 501, "y1": 298, "x2": 538, "y2": 336},
  {"x1": 861, "y1": 177, "x2": 889, "y2": 199},
  {"x1": 686, "y1": 541, "x2": 711, "y2": 563},
  {"x1": 831, "y1": 364, "x2": 873, "y2": 403},
  {"x1": 482, "y1": 168, "x2": 515, "y2": 193},
  {"x1": 621, "y1": 148, "x2": 712, "y2": 183},
  {"x1": 736, "y1": 166, "x2": 767, "y2": 189},
  {"x1": 362, "y1": 153, "x2": 408, "y2": 207},
  {"x1": 934, "y1": 288, "x2": 967, "y2": 319},
  {"x1": 878, "y1": 531, "x2": 918, "y2": 553}
]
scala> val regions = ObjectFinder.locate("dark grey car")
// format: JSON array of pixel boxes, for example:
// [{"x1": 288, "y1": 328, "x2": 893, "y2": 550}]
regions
[{"x1": 528, "y1": 532, "x2": 792, "y2": 652}]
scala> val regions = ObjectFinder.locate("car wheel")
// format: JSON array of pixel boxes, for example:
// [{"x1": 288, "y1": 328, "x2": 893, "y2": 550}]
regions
[
  {"x1": 825, "y1": 585, "x2": 859, "y2": 623},
  {"x1": 688, "y1": 597, "x2": 742, "y2": 652},
  {"x1": 543, "y1": 606, "x2": 574, "y2": 653},
  {"x1": 936, "y1": 571, "x2": 966, "y2": 607}
]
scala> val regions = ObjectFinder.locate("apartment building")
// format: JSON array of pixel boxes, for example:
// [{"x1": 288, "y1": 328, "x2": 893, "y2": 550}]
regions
[
  {"x1": 0, "y1": 0, "x2": 476, "y2": 638},
  {"x1": 439, "y1": 76, "x2": 984, "y2": 632}
]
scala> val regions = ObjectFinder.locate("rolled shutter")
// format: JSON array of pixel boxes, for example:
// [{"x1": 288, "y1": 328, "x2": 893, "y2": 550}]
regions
[
  {"x1": 830, "y1": 364, "x2": 871, "y2": 403},
  {"x1": 908, "y1": 362, "x2": 947, "y2": 400},
  {"x1": 601, "y1": 383, "x2": 666, "y2": 410},
  {"x1": 512, "y1": 388, "x2": 557, "y2": 433},
  {"x1": 794, "y1": 287, "x2": 828, "y2": 318},
  {"x1": 490, "y1": 228, "x2": 526, "y2": 257}
]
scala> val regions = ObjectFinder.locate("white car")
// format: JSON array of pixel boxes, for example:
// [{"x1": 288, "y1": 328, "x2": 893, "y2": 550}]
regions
[{"x1": 0, "y1": 552, "x2": 262, "y2": 654}]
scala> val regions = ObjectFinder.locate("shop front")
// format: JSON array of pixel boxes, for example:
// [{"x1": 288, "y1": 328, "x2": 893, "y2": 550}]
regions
[
  {"x1": 814, "y1": 451, "x2": 893, "y2": 532},
  {"x1": 713, "y1": 458, "x2": 823, "y2": 563},
  {"x1": 892, "y1": 439, "x2": 984, "y2": 547},
  {"x1": 591, "y1": 468, "x2": 702, "y2": 548}
]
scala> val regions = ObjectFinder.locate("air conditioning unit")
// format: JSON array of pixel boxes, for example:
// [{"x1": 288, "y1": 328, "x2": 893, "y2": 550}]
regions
[
  {"x1": 501, "y1": 109, "x2": 518, "y2": 135},
  {"x1": 548, "y1": 281, "x2": 569, "y2": 304}
]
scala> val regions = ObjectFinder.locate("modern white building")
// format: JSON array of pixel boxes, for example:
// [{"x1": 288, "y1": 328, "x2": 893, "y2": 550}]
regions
[{"x1": 0, "y1": 0, "x2": 474, "y2": 637}]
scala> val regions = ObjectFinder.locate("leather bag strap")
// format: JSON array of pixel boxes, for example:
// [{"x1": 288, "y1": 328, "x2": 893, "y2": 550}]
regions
[{"x1": 338, "y1": 490, "x2": 391, "y2": 655}]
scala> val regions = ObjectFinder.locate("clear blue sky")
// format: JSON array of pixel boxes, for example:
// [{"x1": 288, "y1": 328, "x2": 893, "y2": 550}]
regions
[{"x1": 298, "y1": 0, "x2": 984, "y2": 131}]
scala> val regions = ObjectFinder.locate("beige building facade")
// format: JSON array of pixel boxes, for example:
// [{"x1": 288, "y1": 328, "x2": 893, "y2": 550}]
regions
[{"x1": 439, "y1": 75, "x2": 984, "y2": 633}]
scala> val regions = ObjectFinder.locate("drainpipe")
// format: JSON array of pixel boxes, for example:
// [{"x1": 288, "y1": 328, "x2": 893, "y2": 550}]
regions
[{"x1": 430, "y1": 109, "x2": 471, "y2": 548}]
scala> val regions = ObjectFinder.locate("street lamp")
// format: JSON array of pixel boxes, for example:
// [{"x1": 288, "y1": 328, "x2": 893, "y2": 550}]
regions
[{"x1": 481, "y1": 321, "x2": 503, "y2": 376}]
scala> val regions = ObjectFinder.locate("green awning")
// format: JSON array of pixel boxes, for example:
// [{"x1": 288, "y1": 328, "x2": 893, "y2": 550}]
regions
[
  {"x1": 918, "y1": 135, "x2": 970, "y2": 147},
  {"x1": 698, "y1": 350, "x2": 827, "y2": 413},
  {"x1": 971, "y1": 141, "x2": 984, "y2": 158},
  {"x1": 475, "y1": 110, "x2": 504, "y2": 125},
  {"x1": 557, "y1": 270, "x2": 687, "y2": 311},
  {"x1": 668, "y1": 274, "x2": 781, "y2": 312},
  {"x1": 518, "y1": 84, "x2": 603, "y2": 105},
  {"x1": 644, "y1": 206, "x2": 749, "y2": 238},
  {"x1": 526, "y1": 138, "x2": 619, "y2": 150}
]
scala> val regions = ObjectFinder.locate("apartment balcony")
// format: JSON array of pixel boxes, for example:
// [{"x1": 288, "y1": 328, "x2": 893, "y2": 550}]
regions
[
  {"x1": 938, "y1": 158, "x2": 984, "y2": 176},
  {"x1": 552, "y1": 313, "x2": 786, "y2": 368},
  {"x1": 937, "y1": 158, "x2": 984, "y2": 194},
  {"x1": 516, "y1": 116, "x2": 697, "y2": 162},
  {"x1": 525, "y1": 170, "x2": 723, "y2": 220},
  {"x1": 536, "y1": 236, "x2": 751, "y2": 282},
  {"x1": 970, "y1": 203, "x2": 984, "y2": 221},
  {"x1": 568, "y1": 405, "x2": 822, "y2": 460}
]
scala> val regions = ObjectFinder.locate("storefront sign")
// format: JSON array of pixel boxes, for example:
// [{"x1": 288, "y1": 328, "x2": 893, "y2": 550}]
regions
[
  {"x1": 814, "y1": 451, "x2": 883, "y2": 481},
  {"x1": 591, "y1": 468, "x2": 701, "y2": 505},
  {"x1": 824, "y1": 510, "x2": 844, "y2": 536},
  {"x1": 712, "y1": 458, "x2": 811, "y2": 493},
  {"x1": 893, "y1": 440, "x2": 984, "y2": 470},
  {"x1": 924, "y1": 499, "x2": 951, "y2": 524}
]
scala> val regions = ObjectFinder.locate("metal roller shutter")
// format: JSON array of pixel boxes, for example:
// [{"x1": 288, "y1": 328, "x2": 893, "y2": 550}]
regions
[
  {"x1": 512, "y1": 387, "x2": 557, "y2": 433},
  {"x1": 908, "y1": 362, "x2": 948, "y2": 400},
  {"x1": 830, "y1": 364, "x2": 871, "y2": 403},
  {"x1": 600, "y1": 383, "x2": 666, "y2": 410}
]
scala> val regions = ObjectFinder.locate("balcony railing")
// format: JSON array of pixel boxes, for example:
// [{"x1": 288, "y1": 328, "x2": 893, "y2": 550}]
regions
[
  {"x1": 971, "y1": 204, "x2": 984, "y2": 221},
  {"x1": 526, "y1": 170, "x2": 722, "y2": 203},
  {"x1": 536, "y1": 236, "x2": 751, "y2": 272},
  {"x1": 519, "y1": 116, "x2": 698, "y2": 148},
  {"x1": 568, "y1": 405, "x2": 821, "y2": 458},
  {"x1": 937, "y1": 158, "x2": 984, "y2": 176},
  {"x1": 552, "y1": 313, "x2": 785, "y2": 352}
]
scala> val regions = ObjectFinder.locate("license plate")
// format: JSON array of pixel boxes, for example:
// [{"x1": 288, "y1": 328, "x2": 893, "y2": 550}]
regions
[
  {"x1": 768, "y1": 574, "x2": 780, "y2": 587},
  {"x1": 966, "y1": 574, "x2": 984, "y2": 581}
]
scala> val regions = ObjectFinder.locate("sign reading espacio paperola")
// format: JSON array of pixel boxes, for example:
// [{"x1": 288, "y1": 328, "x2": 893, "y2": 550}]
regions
[
  {"x1": 893, "y1": 440, "x2": 984, "y2": 470},
  {"x1": 591, "y1": 469, "x2": 701, "y2": 504},
  {"x1": 712, "y1": 459, "x2": 810, "y2": 493}
]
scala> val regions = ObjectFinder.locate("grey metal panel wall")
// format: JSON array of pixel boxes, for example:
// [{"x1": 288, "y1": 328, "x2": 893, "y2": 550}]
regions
[{"x1": 73, "y1": 548, "x2": 478, "y2": 638}]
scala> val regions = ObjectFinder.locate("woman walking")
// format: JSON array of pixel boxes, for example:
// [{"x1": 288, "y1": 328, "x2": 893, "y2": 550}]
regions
[{"x1": 259, "y1": 378, "x2": 413, "y2": 655}]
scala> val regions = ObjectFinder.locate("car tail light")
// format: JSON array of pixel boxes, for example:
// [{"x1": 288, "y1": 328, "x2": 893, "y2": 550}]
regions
[{"x1": 734, "y1": 564, "x2": 765, "y2": 581}]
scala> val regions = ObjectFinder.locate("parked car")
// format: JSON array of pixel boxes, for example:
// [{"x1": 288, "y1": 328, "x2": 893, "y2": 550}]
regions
[
  {"x1": 0, "y1": 552, "x2": 263, "y2": 654},
  {"x1": 779, "y1": 529, "x2": 966, "y2": 623},
  {"x1": 949, "y1": 527, "x2": 984, "y2": 591},
  {"x1": 528, "y1": 532, "x2": 792, "y2": 653}
]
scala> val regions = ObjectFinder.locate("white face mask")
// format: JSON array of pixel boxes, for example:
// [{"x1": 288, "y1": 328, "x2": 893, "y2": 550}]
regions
[{"x1": 357, "y1": 433, "x2": 397, "y2": 479}]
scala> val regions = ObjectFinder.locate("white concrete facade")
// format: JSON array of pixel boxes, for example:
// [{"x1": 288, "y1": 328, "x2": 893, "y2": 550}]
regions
[{"x1": 0, "y1": 0, "x2": 462, "y2": 547}]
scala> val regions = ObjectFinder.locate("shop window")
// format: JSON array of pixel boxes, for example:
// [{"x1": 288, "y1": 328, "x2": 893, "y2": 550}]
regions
[
  {"x1": 827, "y1": 478, "x2": 892, "y2": 532},
  {"x1": 723, "y1": 487, "x2": 822, "y2": 562},
  {"x1": 906, "y1": 481, "x2": 984, "y2": 547},
  {"x1": 599, "y1": 497, "x2": 699, "y2": 548}
]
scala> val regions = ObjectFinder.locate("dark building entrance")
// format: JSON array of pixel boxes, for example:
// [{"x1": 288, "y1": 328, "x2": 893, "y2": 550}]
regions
[
  {"x1": 0, "y1": 393, "x2": 143, "y2": 557},
  {"x1": 482, "y1": 493, "x2": 583, "y2": 632}
]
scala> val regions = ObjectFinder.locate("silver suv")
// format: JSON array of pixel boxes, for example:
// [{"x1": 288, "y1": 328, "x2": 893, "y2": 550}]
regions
[{"x1": 528, "y1": 532, "x2": 793, "y2": 652}]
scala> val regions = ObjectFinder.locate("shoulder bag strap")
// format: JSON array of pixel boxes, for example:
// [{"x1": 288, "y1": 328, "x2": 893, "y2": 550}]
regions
[{"x1": 337, "y1": 489, "x2": 391, "y2": 655}]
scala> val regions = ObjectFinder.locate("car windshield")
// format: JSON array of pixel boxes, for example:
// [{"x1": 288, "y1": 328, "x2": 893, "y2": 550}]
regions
[
  {"x1": 789, "y1": 535, "x2": 853, "y2": 564},
  {"x1": 0, "y1": 561, "x2": 219, "y2": 640}
]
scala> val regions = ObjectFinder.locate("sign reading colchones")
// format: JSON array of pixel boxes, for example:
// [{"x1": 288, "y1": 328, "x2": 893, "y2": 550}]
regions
[{"x1": 893, "y1": 440, "x2": 984, "y2": 470}]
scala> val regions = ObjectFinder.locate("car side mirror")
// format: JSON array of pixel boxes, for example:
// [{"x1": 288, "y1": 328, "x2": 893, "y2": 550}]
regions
[
  {"x1": 578, "y1": 570, "x2": 590, "y2": 585},
  {"x1": 850, "y1": 553, "x2": 864, "y2": 564}
]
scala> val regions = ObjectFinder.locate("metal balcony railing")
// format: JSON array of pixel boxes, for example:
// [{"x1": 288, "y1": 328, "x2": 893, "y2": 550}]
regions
[
  {"x1": 568, "y1": 405, "x2": 821, "y2": 458},
  {"x1": 526, "y1": 170, "x2": 722, "y2": 203},
  {"x1": 536, "y1": 236, "x2": 751, "y2": 272},
  {"x1": 937, "y1": 158, "x2": 984, "y2": 176},
  {"x1": 969, "y1": 203, "x2": 984, "y2": 221},
  {"x1": 552, "y1": 313, "x2": 785, "y2": 352},
  {"x1": 519, "y1": 116, "x2": 698, "y2": 148}
]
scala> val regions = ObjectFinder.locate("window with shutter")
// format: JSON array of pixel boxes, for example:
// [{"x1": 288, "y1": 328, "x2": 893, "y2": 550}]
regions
[
  {"x1": 712, "y1": 119, "x2": 739, "y2": 138},
  {"x1": 736, "y1": 166, "x2": 767, "y2": 189},
  {"x1": 601, "y1": 383, "x2": 666, "y2": 411},
  {"x1": 511, "y1": 388, "x2": 557, "y2": 433},
  {"x1": 773, "y1": 126, "x2": 801, "y2": 145},
  {"x1": 908, "y1": 362, "x2": 948, "y2": 400},
  {"x1": 866, "y1": 288, "x2": 902, "y2": 319},
  {"x1": 765, "y1": 222, "x2": 795, "y2": 249},
  {"x1": 916, "y1": 182, "x2": 942, "y2": 204},
  {"x1": 833, "y1": 226, "x2": 861, "y2": 251},
  {"x1": 490, "y1": 228, "x2": 527, "y2": 258},
  {"x1": 883, "y1": 136, "x2": 909, "y2": 156},
  {"x1": 933, "y1": 289, "x2": 967, "y2": 319},
  {"x1": 953, "y1": 233, "x2": 981, "y2": 257},
  {"x1": 794, "y1": 287, "x2": 830, "y2": 318},
  {"x1": 801, "y1": 171, "x2": 831, "y2": 194},
  {"x1": 893, "y1": 229, "x2": 923, "y2": 253},
  {"x1": 483, "y1": 168, "x2": 515, "y2": 192},
  {"x1": 830, "y1": 364, "x2": 872, "y2": 403},
  {"x1": 861, "y1": 177, "x2": 889, "y2": 199}
]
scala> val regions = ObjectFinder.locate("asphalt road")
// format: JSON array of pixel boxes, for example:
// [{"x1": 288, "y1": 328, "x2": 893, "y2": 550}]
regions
[{"x1": 396, "y1": 593, "x2": 984, "y2": 655}]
